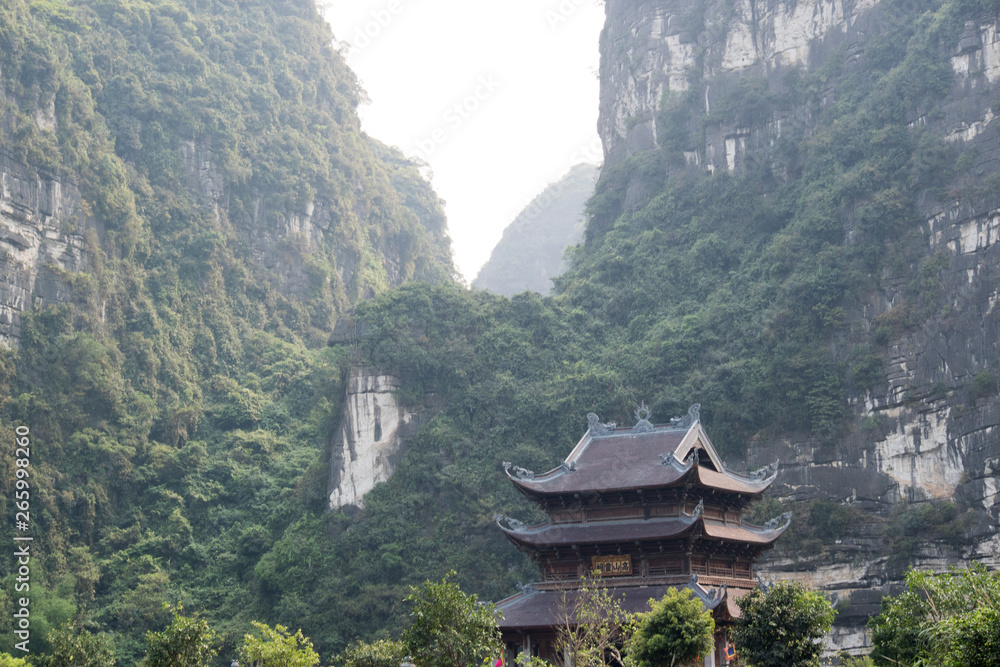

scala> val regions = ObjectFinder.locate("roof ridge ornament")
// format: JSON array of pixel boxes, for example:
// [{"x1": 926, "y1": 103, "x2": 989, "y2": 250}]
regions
[
  {"x1": 763, "y1": 511, "x2": 793, "y2": 531},
  {"x1": 721, "y1": 459, "x2": 780, "y2": 483},
  {"x1": 658, "y1": 450, "x2": 695, "y2": 472},
  {"x1": 495, "y1": 514, "x2": 527, "y2": 532},
  {"x1": 748, "y1": 460, "x2": 780, "y2": 480},
  {"x1": 560, "y1": 461, "x2": 577, "y2": 474},
  {"x1": 587, "y1": 412, "x2": 616, "y2": 436},
  {"x1": 706, "y1": 582, "x2": 727, "y2": 604},
  {"x1": 503, "y1": 461, "x2": 535, "y2": 480},
  {"x1": 632, "y1": 402, "x2": 654, "y2": 433},
  {"x1": 671, "y1": 404, "x2": 701, "y2": 429},
  {"x1": 683, "y1": 499, "x2": 704, "y2": 522}
]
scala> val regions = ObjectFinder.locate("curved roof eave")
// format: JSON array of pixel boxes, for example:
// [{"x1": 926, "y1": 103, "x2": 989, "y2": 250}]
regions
[
  {"x1": 496, "y1": 511, "x2": 788, "y2": 549},
  {"x1": 503, "y1": 418, "x2": 778, "y2": 498}
]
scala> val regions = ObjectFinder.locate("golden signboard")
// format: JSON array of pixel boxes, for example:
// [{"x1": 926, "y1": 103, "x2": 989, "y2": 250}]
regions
[{"x1": 591, "y1": 554, "x2": 632, "y2": 577}]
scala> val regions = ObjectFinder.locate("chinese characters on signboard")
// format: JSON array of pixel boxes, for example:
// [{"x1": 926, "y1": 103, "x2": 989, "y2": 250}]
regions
[{"x1": 591, "y1": 554, "x2": 632, "y2": 576}]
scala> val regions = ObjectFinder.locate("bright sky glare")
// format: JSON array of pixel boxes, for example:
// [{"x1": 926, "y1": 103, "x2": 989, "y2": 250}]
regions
[{"x1": 319, "y1": 0, "x2": 605, "y2": 282}]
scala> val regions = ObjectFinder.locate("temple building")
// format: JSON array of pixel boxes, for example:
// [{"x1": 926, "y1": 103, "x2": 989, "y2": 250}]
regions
[{"x1": 494, "y1": 405, "x2": 789, "y2": 667}]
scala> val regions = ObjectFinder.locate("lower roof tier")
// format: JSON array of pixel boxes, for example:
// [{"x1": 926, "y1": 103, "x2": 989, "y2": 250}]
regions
[{"x1": 497, "y1": 580, "x2": 744, "y2": 631}]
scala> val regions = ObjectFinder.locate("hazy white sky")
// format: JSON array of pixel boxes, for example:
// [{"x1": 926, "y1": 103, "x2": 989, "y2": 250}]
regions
[{"x1": 319, "y1": 0, "x2": 605, "y2": 282}]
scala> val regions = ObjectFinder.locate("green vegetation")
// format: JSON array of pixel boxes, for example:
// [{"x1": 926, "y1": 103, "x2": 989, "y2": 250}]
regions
[
  {"x1": 239, "y1": 622, "x2": 320, "y2": 667},
  {"x1": 552, "y1": 575, "x2": 636, "y2": 667},
  {"x1": 26, "y1": 624, "x2": 115, "y2": 667},
  {"x1": 332, "y1": 639, "x2": 407, "y2": 667},
  {"x1": 142, "y1": 607, "x2": 217, "y2": 667},
  {"x1": 22, "y1": 578, "x2": 503, "y2": 667},
  {"x1": 882, "y1": 501, "x2": 973, "y2": 563},
  {"x1": 0, "y1": 0, "x2": 995, "y2": 661},
  {"x1": 401, "y1": 573, "x2": 502, "y2": 667},
  {"x1": 0, "y1": 0, "x2": 450, "y2": 662},
  {"x1": 626, "y1": 589, "x2": 714, "y2": 667},
  {"x1": 732, "y1": 582, "x2": 836, "y2": 667},
  {"x1": 869, "y1": 566, "x2": 1000, "y2": 666}
]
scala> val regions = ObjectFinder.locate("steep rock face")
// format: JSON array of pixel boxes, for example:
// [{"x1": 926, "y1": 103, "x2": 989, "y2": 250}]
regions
[
  {"x1": 328, "y1": 367, "x2": 428, "y2": 509},
  {"x1": 0, "y1": 151, "x2": 89, "y2": 346},
  {"x1": 755, "y1": 19, "x2": 1000, "y2": 646},
  {"x1": 599, "y1": 0, "x2": 877, "y2": 170},
  {"x1": 598, "y1": 0, "x2": 1000, "y2": 654}
]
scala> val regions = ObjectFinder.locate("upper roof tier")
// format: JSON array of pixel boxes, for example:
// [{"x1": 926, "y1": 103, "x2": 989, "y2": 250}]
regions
[{"x1": 503, "y1": 404, "x2": 778, "y2": 499}]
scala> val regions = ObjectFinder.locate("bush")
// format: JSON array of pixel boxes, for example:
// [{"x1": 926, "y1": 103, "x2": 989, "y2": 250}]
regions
[
  {"x1": 732, "y1": 582, "x2": 835, "y2": 667},
  {"x1": 627, "y1": 588, "x2": 714, "y2": 667}
]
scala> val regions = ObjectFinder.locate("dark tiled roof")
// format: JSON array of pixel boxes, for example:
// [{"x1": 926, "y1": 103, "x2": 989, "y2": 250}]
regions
[
  {"x1": 497, "y1": 514, "x2": 788, "y2": 549},
  {"x1": 498, "y1": 516, "x2": 696, "y2": 547},
  {"x1": 496, "y1": 581, "x2": 744, "y2": 630},
  {"x1": 508, "y1": 428, "x2": 689, "y2": 495},
  {"x1": 505, "y1": 421, "x2": 775, "y2": 497}
]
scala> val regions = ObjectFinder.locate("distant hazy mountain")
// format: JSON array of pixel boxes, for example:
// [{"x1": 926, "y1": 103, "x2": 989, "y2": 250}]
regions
[{"x1": 474, "y1": 163, "x2": 599, "y2": 295}]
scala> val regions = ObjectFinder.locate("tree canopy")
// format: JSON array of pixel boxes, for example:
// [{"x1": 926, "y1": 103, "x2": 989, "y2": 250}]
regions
[
  {"x1": 141, "y1": 607, "x2": 218, "y2": 667},
  {"x1": 402, "y1": 573, "x2": 503, "y2": 667},
  {"x1": 732, "y1": 582, "x2": 835, "y2": 667},
  {"x1": 626, "y1": 588, "x2": 714, "y2": 667},
  {"x1": 553, "y1": 575, "x2": 636, "y2": 667},
  {"x1": 869, "y1": 566, "x2": 1000, "y2": 667},
  {"x1": 26, "y1": 624, "x2": 115, "y2": 667},
  {"x1": 239, "y1": 622, "x2": 320, "y2": 667}
]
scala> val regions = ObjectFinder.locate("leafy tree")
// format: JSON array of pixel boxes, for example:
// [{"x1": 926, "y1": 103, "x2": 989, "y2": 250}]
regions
[
  {"x1": 141, "y1": 606, "x2": 217, "y2": 667},
  {"x1": 27, "y1": 623, "x2": 115, "y2": 667},
  {"x1": 838, "y1": 656, "x2": 875, "y2": 667},
  {"x1": 333, "y1": 638, "x2": 407, "y2": 667},
  {"x1": 626, "y1": 588, "x2": 714, "y2": 667},
  {"x1": 947, "y1": 606, "x2": 1000, "y2": 667},
  {"x1": 732, "y1": 582, "x2": 835, "y2": 667},
  {"x1": 869, "y1": 566, "x2": 1000, "y2": 667},
  {"x1": 402, "y1": 572, "x2": 502, "y2": 667},
  {"x1": 553, "y1": 574, "x2": 637, "y2": 667},
  {"x1": 0, "y1": 655, "x2": 28, "y2": 667},
  {"x1": 239, "y1": 622, "x2": 320, "y2": 667}
]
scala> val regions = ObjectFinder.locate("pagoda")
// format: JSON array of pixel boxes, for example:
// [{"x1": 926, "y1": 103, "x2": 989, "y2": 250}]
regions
[{"x1": 494, "y1": 404, "x2": 789, "y2": 667}]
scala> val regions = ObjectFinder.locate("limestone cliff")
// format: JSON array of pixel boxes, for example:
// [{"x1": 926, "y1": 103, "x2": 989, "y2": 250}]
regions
[
  {"x1": 327, "y1": 367, "x2": 430, "y2": 509},
  {"x1": 0, "y1": 152, "x2": 89, "y2": 346},
  {"x1": 0, "y1": 0, "x2": 454, "y2": 348},
  {"x1": 598, "y1": 0, "x2": 1000, "y2": 654}
]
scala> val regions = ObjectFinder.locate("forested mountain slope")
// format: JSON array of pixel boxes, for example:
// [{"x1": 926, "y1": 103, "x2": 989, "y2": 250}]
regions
[
  {"x1": 324, "y1": 0, "x2": 1000, "y2": 655},
  {"x1": 473, "y1": 163, "x2": 599, "y2": 296},
  {"x1": 4, "y1": 0, "x2": 1000, "y2": 662},
  {"x1": 0, "y1": 0, "x2": 451, "y2": 662}
]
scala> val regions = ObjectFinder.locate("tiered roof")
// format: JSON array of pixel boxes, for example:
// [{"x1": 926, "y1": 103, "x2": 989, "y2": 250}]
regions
[
  {"x1": 502, "y1": 405, "x2": 778, "y2": 501},
  {"x1": 494, "y1": 404, "x2": 790, "y2": 646}
]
